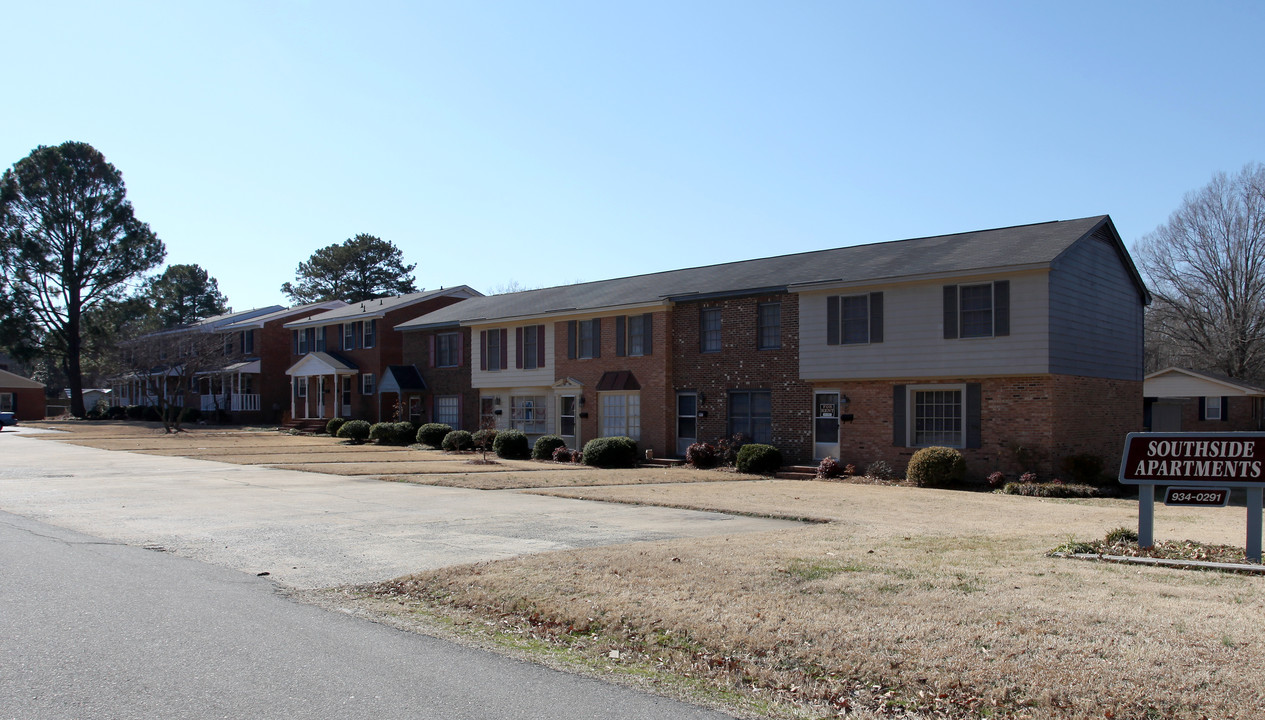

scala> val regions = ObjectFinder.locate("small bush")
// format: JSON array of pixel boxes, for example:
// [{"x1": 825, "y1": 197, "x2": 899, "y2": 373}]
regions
[
  {"x1": 532, "y1": 434, "x2": 567, "y2": 460},
  {"x1": 844, "y1": 463, "x2": 856, "y2": 476},
  {"x1": 338, "y1": 419, "x2": 371, "y2": 444},
  {"x1": 392, "y1": 422, "x2": 416, "y2": 445},
  {"x1": 987, "y1": 471, "x2": 1006, "y2": 488},
  {"x1": 442, "y1": 429, "x2": 474, "y2": 451},
  {"x1": 685, "y1": 442, "x2": 718, "y2": 469},
  {"x1": 1001, "y1": 481, "x2": 1099, "y2": 498},
  {"x1": 369, "y1": 422, "x2": 394, "y2": 443},
  {"x1": 178, "y1": 407, "x2": 201, "y2": 424},
  {"x1": 472, "y1": 428, "x2": 497, "y2": 450},
  {"x1": 493, "y1": 429, "x2": 531, "y2": 459},
  {"x1": 552, "y1": 446, "x2": 577, "y2": 463},
  {"x1": 582, "y1": 436, "x2": 638, "y2": 468},
  {"x1": 865, "y1": 460, "x2": 896, "y2": 481},
  {"x1": 906, "y1": 446, "x2": 966, "y2": 488},
  {"x1": 107, "y1": 405, "x2": 127, "y2": 420},
  {"x1": 326, "y1": 417, "x2": 347, "y2": 437},
  {"x1": 416, "y1": 423, "x2": 453, "y2": 448},
  {"x1": 125, "y1": 405, "x2": 143, "y2": 420},
  {"x1": 736, "y1": 443, "x2": 782, "y2": 475},
  {"x1": 142, "y1": 405, "x2": 161, "y2": 421},
  {"x1": 1061, "y1": 453, "x2": 1107, "y2": 485},
  {"x1": 716, "y1": 433, "x2": 749, "y2": 466},
  {"x1": 817, "y1": 456, "x2": 842, "y2": 480},
  {"x1": 1020, "y1": 471, "x2": 1038, "y2": 484},
  {"x1": 1105, "y1": 526, "x2": 1139, "y2": 545}
]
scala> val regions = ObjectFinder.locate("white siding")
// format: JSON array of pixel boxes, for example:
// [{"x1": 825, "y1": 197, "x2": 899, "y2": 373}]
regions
[
  {"x1": 799, "y1": 272, "x2": 1050, "y2": 380},
  {"x1": 1144, "y1": 373, "x2": 1257, "y2": 398},
  {"x1": 470, "y1": 323, "x2": 555, "y2": 389}
]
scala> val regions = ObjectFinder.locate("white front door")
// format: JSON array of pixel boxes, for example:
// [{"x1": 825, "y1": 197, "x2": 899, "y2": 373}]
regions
[
  {"x1": 317, "y1": 377, "x2": 326, "y2": 418},
  {"x1": 341, "y1": 376, "x2": 352, "y2": 417},
  {"x1": 676, "y1": 392, "x2": 698, "y2": 457},
  {"x1": 558, "y1": 395, "x2": 578, "y2": 449},
  {"x1": 814, "y1": 392, "x2": 841, "y2": 460}
]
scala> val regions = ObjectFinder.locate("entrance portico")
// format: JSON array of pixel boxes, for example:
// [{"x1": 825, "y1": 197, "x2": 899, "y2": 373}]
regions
[{"x1": 286, "y1": 352, "x2": 358, "y2": 420}]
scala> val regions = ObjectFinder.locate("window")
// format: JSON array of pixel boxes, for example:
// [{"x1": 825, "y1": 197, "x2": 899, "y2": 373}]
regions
[
  {"x1": 728, "y1": 390, "x2": 772, "y2": 444},
  {"x1": 1203, "y1": 396, "x2": 1224, "y2": 421},
  {"x1": 558, "y1": 396, "x2": 577, "y2": 438},
  {"x1": 601, "y1": 393, "x2": 641, "y2": 441},
  {"x1": 943, "y1": 281, "x2": 1008, "y2": 339},
  {"x1": 826, "y1": 293, "x2": 883, "y2": 345},
  {"x1": 363, "y1": 320, "x2": 377, "y2": 349},
  {"x1": 615, "y1": 314, "x2": 653, "y2": 357},
  {"x1": 700, "y1": 308, "x2": 722, "y2": 352},
  {"x1": 511, "y1": 396, "x2": 547, "y2": 434},
  {"x1": 361, "y1": 373, "x2": 375, "y2": 395},
  {"x1": 436, "y1": 332, "x2": 459, "y2": 367},
  {"x1": 521, "y1": 325, "x2": 542, "y2": 370},
  {"x1": 313, "y1": 327, "x2": 326, "y2": 353},
  {"x1": 241, "y1": 330, "x2": 254, "y2": 355},
  {"x1": 295, "y1": 377, "x2": 308, "y2": 398},
  {"x1": 911, "y1": 386, "x2": 963, "y2": 447},
  {"x1": 628, "y1": 315, "x2": 645, "y2": 356},
  {"x1": 579, "y1": 319, "x2": 598, "y2": 358},
  {"x1": 295, "y1": 329, "x2": 308, "y2": 355},
  {"x1": 343, "y1": 323, "x2": 357, "y2": 350},
  {"x1": 757, "y1": 303, "x2": 781, "y2": 349},
  {"x1": 486, "y1": 330, "x2": 503, "y2": 371},
  {"x1": 435, "y1": 395, "x2": 460, "y2": 426},
  {"x1": 223, "y1": 334, "x2": 234, "y2": 356},
  {"x1": 0, "y1": 392, "x2": 12, "y2": 412}
]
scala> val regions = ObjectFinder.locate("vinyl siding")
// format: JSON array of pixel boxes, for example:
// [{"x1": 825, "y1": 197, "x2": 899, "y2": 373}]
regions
[
  {"x1": 1144, "y1": 373, "x2": 1258, "y2": 398},
  {"x1": 1048, "y1": 233, "x2": 1145, "y2": 381},
  {"x1": 799, "y1": 272, "x2": 1050, "y2": 380},
  {"x1": 470, "y1": 323, "x2": 555, "y2": 389}
]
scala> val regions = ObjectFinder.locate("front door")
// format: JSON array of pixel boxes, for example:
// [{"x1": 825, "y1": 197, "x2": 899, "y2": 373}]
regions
[
  {"x1": 676, "y1": 392, "x2": 698, "y2": 457},
  {"x1": 1152, "y1": 402, "x2": 1183, "y2": 432},
  {"x1": 814, "y1": 392, "x2": 841, "y2": 460},
  {"x1": 558, "y1": 395, "x2": 578, "y2": 449},
  {"x1": 317, "y1": 377, "x2": 326, "y2": 418},
  {"x1": 341, "y1": 376, "x2": 352, "y2": 417}
]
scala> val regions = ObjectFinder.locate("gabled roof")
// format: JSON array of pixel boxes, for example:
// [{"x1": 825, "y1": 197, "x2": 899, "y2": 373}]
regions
[
  {"x1": 145, "y1": 306, "x2": 285, "y2": 339},
  {"x1": 285, "y1": 287, "x2": 483, "y2": 330},
  {"x1": 285, "y1": 352, "x2": 359, "y2": 376},
  {"x1": 0, "y1": 368, "x2": 45, "y2": 389},
  {"x1": 397, "y1": 215, "x2": 1146, "y2": 330},
  {"x1": 1144, "y1": 367, "x2": 1265, "y2": 396},
  {"x1": 380, "y1": 365, "x2": 426, "y2": 393},
  {"x1": 222, "y1": 301, "x2": 348, "y2": 330}
]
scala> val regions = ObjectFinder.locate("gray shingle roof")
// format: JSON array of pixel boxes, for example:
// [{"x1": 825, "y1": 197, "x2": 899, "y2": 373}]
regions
[
  {"x1": 399, "y1": 215, "x2": 1139, "y2": 330},
  {"x1": 222, "y1": 301, "x2": 348, "y2": 329},
  {"x1": 285, "y1": 286, "x2": 482, "y2": 329}
]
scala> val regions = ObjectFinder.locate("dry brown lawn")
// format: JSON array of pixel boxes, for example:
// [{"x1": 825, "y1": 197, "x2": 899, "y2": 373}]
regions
[
  {"x1": 382, "y1": 466, "x2": 747, "y2": 490},
  {"x1": 370, "y1": 482, "x2": 1265, "y2": 719}
]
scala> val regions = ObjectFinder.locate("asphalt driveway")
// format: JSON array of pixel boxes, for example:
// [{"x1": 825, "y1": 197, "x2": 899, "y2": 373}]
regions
[{"x1": 0, "y1": 428, "x2": 799, "y2": 589}]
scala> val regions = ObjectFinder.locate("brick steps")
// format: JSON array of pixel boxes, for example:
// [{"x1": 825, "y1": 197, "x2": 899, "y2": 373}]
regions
[
  {"x1": 281, "y1": 419, "x2": 327, "y2": 433},
  {"x1": 641, "y1": 457, "x2": 685, "y2": 468}
]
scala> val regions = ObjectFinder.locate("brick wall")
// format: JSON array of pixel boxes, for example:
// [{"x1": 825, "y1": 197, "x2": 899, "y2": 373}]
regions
[
  {"x1": 1177, "y1": 395, "x2": 1261, "y2": 433},
  {"x1": 553, "y1": 310, "x2": 673, "y2": 458},
  {"x1": 3, "y1": 385, "x2": 46, "y2": 421},
  {"x1": 401, "y1": 327, "x2": 479, "y2": 431},
  {"x1": 671, "y1": 294, "x2": 814, "y2": 463},
  {"x1": 1050, "y1": 375, "x2": 1143, "y2": 475}
]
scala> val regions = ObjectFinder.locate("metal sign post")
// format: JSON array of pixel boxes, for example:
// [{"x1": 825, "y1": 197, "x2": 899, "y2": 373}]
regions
[{"x1": 1119, "y1": 432, "x2": 1265, "y2": 562}]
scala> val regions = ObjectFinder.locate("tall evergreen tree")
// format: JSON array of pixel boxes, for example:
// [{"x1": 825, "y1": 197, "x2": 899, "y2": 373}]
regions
[
  {"x1": 144, "y1": 263, "x2": 229, "y2": 328},
  {"x1": 281, "y1": 233, "x2": 417, "y2": 304}
]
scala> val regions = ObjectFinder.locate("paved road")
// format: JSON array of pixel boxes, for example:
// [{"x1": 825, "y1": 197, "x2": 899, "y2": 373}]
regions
[
  {"x1": 0, "y1": 429, "x2": 797, "y2": 589},
  {"x1": 0, "y1": 511, "x2": 738, "y2": 720}
]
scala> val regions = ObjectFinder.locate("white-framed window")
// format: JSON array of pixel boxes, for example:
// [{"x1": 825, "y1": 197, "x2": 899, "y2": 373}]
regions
[
  {"x1": 435, "y1": 395, "x2": 460, "y2": 426},
  {"x1": 700, "y1": 308, "x2": 721, "y2": 352},
  {"x1": 487, "y1": 330, "x2": 503, "y2": 371},
  {"x1": 578, "y1": 319, "x2": 599, "y2": 359},
  {"x1": 728, "y1": 389, "x2": 772, "y2": 444},
  {"x1": 523, "y1": 325, "x2": 540, "y2": 370},
  {"x1": 958, "y1": 284, "x2": 994, "y2": 338},
  {"x1": 600, "y1": 392, "x2": 641, "y2": 441},
  {"x1": 1205, "y1": 396, "x2": 1223, "y2": 421},
  {"x1": 363, "y1": 319, "x2": 377, "y2": 349},
  {"x1": 223, "y1": 334, "x2": 234, "y2": 356},
  {"x1": 436, "y1": 332, "x2": 459, "y2": 367},
  {"x1": 627, "y1": 315, "x2": 646, "y2": 356},
  {"x1": 840, "y1": 295, "x2": 869, "y2": 344},
  {"x1": 361, "y1": 373, "x2": 376, "y2": 395},
  {"x1": 295, "y1": 377, "x2": 308, "y2": 398},
  {"x1": 343, "y1": 323, "x2": 357, "y2": 350},
  {"x1": 757, "y1": 302, "x2": 781, "y2": 350},
  {"x1": 0, "y1": 392, "x2": 13, "y2": 412},
  {"x1": 510, "y1": 395, "x2": 548, "y2": 434},
  {"x1": 241, "y1": 330, "x2": 254, "y2": 355},
  {"x1": 295, "y1": 330, "x2": 308, "y2": 354},
  {"x1": 908, "y1": 384, "x2": 965, "y2": 448}
]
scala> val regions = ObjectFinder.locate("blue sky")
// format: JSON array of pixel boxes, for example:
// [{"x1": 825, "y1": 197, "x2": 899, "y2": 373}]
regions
[{"x1": 4, "y1": 1, "x2": 1262, "y2": 311}]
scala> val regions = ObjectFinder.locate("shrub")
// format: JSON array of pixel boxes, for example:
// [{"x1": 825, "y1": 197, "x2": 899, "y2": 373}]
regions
[
  {"x1": 493, "y1": 429, "x2": 531, "y2": 459},
  {"x1": 392, "y1": 422, "x2": 416, "y2": 445},
  {"x1": 416, "y1": 423, "x2": 453, "y2": 448},
  {"x1": 107, "y1": 405, "x2": 127, "y2": 420},
  {"x1": 736, "y1": 443, "x2": 782, "y2": 475},
  {"x1": 369, "y1": 422, "x2": 395, "y2": 443},
  {"x1": 1061, "y1": 453, "x2": 1107, "y2": 485},
  {"x1": 817, "y1": 456, "x2": 842, "y2": 479},
  {"x1": 906, "y1": 446, "x2": 966, "y2": 488},
  {"x1": 532, "y1": 434, "x2": 567, "y2": 460},
  {"x1": 987, "y1": 471, "x2": 1007, "y2": 488},
  {"x1": 179, "y1": 407, "x2": 201, "y2": 424},
  {"x1": 685, "y1": 442, "x2": 718, "y2": 469},
  {"x1": 1105, "y1": 526, "x2": 1139, "y2": 544},
  {"x1": 472, "y1": 428, "x2": 497, "y2": 450},
  {"x1": 326, "y1": 417, "x2": 347, "y2": 437},
  {"x1": 582, "y1": 436, "x2": 638, "y2": 468},
  {"x1": 125, "y1": 405, "x2": 143, "y2": 420},
  {"x1": 338, "y1": 419, "x2": 371, "y2": 444},
  {"x1": 1000, "y1": 481, "x2": 1099, "y2": 498},
  {"x1": 552, "y1": 446, "x2": 578, "y2": 463},
  {"x1": 1020, "y1": 471, "x2": 1038, "y2": 484},
  {"x1": 442, "y1": 429, "x2": 474, "y2": 451},
  {"x1": 844, "y1": 463, "x2": 856, "y2": 476},
  {"x1": 142, "y1": 405, "x2": 161, "y2": 421},
  {"x1": 716, "y1": 433, "x2": 749, "y2": 466},
  {"x1": 865, "y1": 460, "x2": 896, "y2": 481}
]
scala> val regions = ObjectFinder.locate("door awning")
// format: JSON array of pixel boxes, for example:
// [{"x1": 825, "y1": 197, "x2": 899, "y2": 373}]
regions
[
  {"x1": 596, "y1": 371, "x2": 640, "y2": 392},
  {"x1": 285, "y1": 352, "x2": 359, "y2": 376},
  {"x1": 380, "y1": 365, "x2": 427, "y2": 393}
]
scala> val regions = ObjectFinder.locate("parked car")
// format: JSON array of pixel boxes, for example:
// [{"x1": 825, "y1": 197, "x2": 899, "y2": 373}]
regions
[{"x1": 0, "y1": 411, "x2": 15, "y2": 428}]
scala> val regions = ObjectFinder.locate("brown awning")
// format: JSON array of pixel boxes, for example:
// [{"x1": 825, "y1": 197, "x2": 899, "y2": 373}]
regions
[{"x1": 596, "y1": 371, "x2": 640, "y2": 392}]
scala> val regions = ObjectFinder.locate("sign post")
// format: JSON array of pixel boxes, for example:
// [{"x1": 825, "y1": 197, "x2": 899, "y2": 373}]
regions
[{"x1": 1119, "y1": 432, "x2": 1265, "y2": 562}]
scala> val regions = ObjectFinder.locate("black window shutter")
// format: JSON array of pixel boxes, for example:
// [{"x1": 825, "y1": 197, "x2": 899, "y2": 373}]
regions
[
  {"x1": 499, "y1": 329, "x2": 508, "y2": 370},
  {"x1": 537, "y1": 325, "x2": 546, "y2": 368},
  {"x1": 826, "y1": 296, "x2": 840, "y2": 345},
  {"x1": 869, "y1": 292, "x2": 884, "y2": 343},
  {"x1": 943, "y1": 286, "x2": 958, "y2": 339},
  {"x1": 592, "y1": 318, "x2": 601, "y2": 358},
  {"x1": 515, "y1": 327, "x2": 524, "y2": 369},
  {"x1": 643, "y1": 313, "x2": 653, "y2": 355},
  {"x1": 966, "y1": 383, "x2": 982, "y2": 449},
  {"x1": 892, "y1": 385, "x2": 906, "y2": 446},
  {"x1": 292, "y1": 330, "x2": 298, "y2": 354},
  {"x1": 1198, "y1": 397, "x2": 1206, "y2": 421},
  {"x1": 480, "y1": 331, "x2": 487, "y2": 371},
  {"x1": 615, "y1": 316, "x2": 626, "y2": 357},
  {"x1": 567, "y1": 321, "x2": 577, "y2": 359},
  {"x1": 993, "y1": 281, "x2": 1010, "y2": 337},
  {"x1": 1223, "y1": 396, "x2": 1231, "y2": 422}
]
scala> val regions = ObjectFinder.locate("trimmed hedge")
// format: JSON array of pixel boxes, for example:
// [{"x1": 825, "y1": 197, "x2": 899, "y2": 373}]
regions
[
  {"x1": 493, "y1": 429, "x2": 531, "y2": 459},
  {"x1": 532, "y1": 435, "x2": 567, "y2": 460},
  {"x1": 685, "y1": 442, "x2": 717, "y2": 469},
  {"x1": 326, "y1": 417, "x2": 347, "y2": 437},
  {"x1": 906, "y1": 446, "x2": 966, "y2": 488},
  {"x1": 442, "y1": 430, "x2": 474, "y2": 451},
  {"x1": 472, "y1": 429, "x2": 497, "y2": 450},
  {"x1": 582, "y1": 436, "x2": 638, "y2": 468},
  {"x1": 416, "y1": 423, "x2": 453, "y2": 448},
  {"x1": 735, "y1": 443, "x2": 782, "y2": 475},
  {"x1": 338, "y1": 419, "x2": 371, "y2": 444}
]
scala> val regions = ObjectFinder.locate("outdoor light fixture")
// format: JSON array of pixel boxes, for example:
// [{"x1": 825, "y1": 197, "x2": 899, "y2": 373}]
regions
[
  {"x1": 698, "y1": 392, "x2": 706, "y2": 404},
  {"x1": 840, "y1": 395, "x2": 850, "y2": 404}
]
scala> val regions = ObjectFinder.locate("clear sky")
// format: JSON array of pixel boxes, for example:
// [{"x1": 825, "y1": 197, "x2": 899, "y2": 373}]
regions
[{"x1": 3, "y1": 1, "x2": 1262, "y2": 312}]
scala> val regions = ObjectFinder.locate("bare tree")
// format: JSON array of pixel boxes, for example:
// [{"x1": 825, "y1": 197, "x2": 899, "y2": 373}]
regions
[
  {"x1": 1135, "y1": 163, "x2": 1265, "y2": 379},
  {"x1": 112, "y1": 328, "x2": 231, "y2": 433}
]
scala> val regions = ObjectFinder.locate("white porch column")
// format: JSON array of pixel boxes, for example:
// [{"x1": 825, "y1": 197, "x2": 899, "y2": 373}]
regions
[{"x1": 290, "y1": 377, "x2": 296, "y2": 420}]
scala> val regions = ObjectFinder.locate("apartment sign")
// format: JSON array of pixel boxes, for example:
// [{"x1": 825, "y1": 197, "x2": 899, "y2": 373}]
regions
[{"x1": 1120, "y1": 433, "x2": 1265, "y2": 488}]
